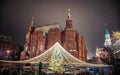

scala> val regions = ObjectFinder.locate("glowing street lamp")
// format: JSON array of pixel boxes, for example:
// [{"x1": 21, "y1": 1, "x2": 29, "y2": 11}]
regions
[
  {"x1": 6, "y1": 50, "x2": 10, "y2": 54},
  {"x1": 6, "y1": 50, "x2": 11, "y2": 60}
]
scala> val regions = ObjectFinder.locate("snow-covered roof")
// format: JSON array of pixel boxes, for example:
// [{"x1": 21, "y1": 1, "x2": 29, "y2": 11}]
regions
[{"x1": 35, "y1": 23, "x2": 62, "y2": 33}]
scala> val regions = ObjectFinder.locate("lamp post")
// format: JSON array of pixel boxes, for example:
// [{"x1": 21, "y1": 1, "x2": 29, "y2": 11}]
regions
[{"x1": 6, "y1": 50, "x2": 11, "y2": 60}]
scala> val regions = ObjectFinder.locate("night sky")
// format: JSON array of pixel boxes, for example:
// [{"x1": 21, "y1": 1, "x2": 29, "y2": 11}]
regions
[{"x1": 0, "y1": 0, "x2": 120, "y2": 58}]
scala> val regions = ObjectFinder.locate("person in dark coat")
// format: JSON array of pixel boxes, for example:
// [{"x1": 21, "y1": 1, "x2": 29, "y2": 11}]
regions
[
  {"x1": 3, "y1": 68, "x2": 9, "y2": 75},
  {"x1": 38, "y1": 61, "x2": 43, "y2": 75}
]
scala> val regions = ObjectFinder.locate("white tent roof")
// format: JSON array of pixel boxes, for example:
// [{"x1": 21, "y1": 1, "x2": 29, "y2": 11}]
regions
[{"x1": 0, "y1": 42, "x2": 109, "y2": 67}]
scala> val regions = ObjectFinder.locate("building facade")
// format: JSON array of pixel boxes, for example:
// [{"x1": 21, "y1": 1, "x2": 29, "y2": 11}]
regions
[
  {"x1": 0, "y1": 35, "x2": 20, "y2": 60},
  {"x1": 21, "y1": 9, "x2": 87, "y2": 61}
]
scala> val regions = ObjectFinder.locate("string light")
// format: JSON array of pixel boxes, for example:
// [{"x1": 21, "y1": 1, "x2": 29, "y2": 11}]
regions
[{"x1": 0, "y1": 42, "x2": 109, "y2": 67}]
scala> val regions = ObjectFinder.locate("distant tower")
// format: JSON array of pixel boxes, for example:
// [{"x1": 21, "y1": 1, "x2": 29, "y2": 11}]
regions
[
  {"x1": 63, "y1": 8, "x2": 78, "y2": 58},
  {"x1": 29, "y1": 16, "x2": 35, "y2": 34},
  {"x1": 25, "y1": 16, "x2": 35, "y2": 58},
  {"x1": 95, "y1": 46, "x2": 99, "y2": 57},
  {"x1": 104, "y1": 26, "x2": 112, "y2": 47}
]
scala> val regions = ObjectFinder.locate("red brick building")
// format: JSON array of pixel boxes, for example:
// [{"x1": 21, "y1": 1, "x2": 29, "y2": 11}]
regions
[
  {"x1": 0, "y1": 35, "x2": 19, "y2": 60},
  {"x1": 21, "y1": 9, "x2": 87, "y2": 61}
]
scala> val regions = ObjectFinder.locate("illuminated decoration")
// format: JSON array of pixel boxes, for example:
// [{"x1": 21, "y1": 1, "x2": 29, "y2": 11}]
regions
[
  {"x1": 112, "y1": 31, "x2": 120, "y2": 40},
  {"x1": 0, "y1": 42, "x2": 109, "y2": 68},
  {"x1": 95, "y1": 31, "x2": 120, "y2": 64},
  {"x1": 96, "y1": 48, "x2": 109, "y2": 58},
  {"x1": 111, "y1": 31, "x2": 120, "y2": 56},
  {"x1": 21, "y1": 9, "x2": 87, "y2": 61},
  {"x1": 48, "y1": 44, "x2": 64, "y2": 73}
]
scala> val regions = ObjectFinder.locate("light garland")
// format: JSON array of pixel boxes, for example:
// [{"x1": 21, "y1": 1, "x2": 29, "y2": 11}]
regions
[{"x1": 0, "y1": 42, "x2": 109, "y2": 67}]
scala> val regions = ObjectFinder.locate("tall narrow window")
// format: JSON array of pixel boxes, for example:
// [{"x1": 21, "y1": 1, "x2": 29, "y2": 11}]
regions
[
  {"x1": 32, "y1": 46, "x2": 35, "y2": 52},
  {"x1": 39, "y1": 45, "x2": 43, "y2": 51},
  {"x1": 25, "y1": 46, "x2": 28, "y2": 52}
]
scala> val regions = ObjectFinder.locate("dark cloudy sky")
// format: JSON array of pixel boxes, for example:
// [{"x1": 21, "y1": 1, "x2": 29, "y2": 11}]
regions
[{"x1": 0, "y1": 0, "x2": 119, "y2": 58}]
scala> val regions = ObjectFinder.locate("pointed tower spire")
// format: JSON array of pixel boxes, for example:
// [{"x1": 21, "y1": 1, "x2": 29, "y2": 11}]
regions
[
  {"x1": 31, "y1": 16, "x2": 34, "y2": 26},
  {"x1": 67, "y1": 8, "x2": 71, "y2": 20},
  {"x1": 104, "y1": 21, "x2": 109, "y2": 34},
  {"x1": 105, "y1": 27, "x2": 109, "y2": 34},
  {"x1": 65, "y1": 8, "x2": 73, "y2": 28},
  {"x1": 28, "y1": 16, "x2": 35, "y2": 34},
  {"x1": 104, "y1": 23, "x2": 112, "y2": 47}
]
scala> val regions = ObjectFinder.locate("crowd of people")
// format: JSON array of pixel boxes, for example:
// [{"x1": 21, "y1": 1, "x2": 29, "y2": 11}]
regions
[{"x1": 0, "y1": 66, "x2": 113, "y2": 75}]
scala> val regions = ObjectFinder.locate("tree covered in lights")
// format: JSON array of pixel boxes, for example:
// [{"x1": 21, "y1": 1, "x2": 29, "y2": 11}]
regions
[
  {"x1": 95, "y1": 30, "x2": 120, "y2": 75},
  {"x1": 96, "y1": 31, "x2": 120, "y2": 64},
  {"x1": 111, "y1": 31, "x2": 120, "y2": 56},
  {"x1": 110, "y1": 31, "x2": 120, "y2": 75}
]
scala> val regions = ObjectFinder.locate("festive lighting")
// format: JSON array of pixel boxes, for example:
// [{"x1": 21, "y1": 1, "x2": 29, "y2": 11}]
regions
[
  {"x1": 6, "y1": 50, "x2": 10, "y2": 53},
  {"x1": 0, "y1": 42, "x2": 109, "y2": 67}
]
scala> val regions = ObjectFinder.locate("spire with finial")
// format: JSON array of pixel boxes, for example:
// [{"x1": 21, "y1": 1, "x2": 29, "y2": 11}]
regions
[
  {"x1": 104, "y1": 20, "x2": 112, "y2": 47},
  {"x1": 31, "y1": 16, "x2": 34, "y2": 26},
  {"x1": 28, "y1": 16, "x2": 35, "y2": 34},
  {"x1": 65, "y1": 8, "x2": 73, "y2": 28},
  {"x1": 67, "y1": 8, "x2": 71, "y2": 20},
  {"x1": 104, "y1": 21, "x2": 109, "y2": 34}
]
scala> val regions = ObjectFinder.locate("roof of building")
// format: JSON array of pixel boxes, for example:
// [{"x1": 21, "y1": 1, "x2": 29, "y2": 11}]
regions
[{"x1": 35, "y1": 23, "x2": 63, "y2": 34}]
